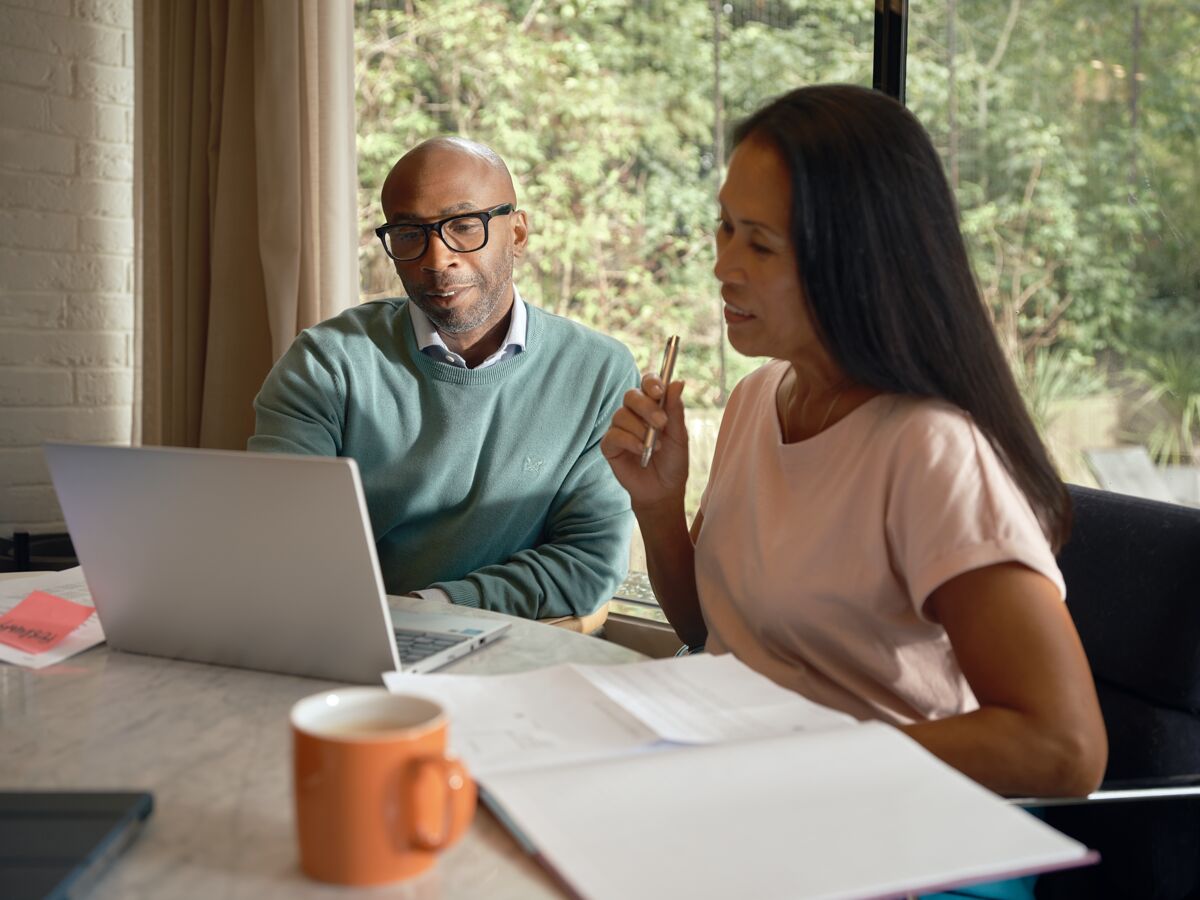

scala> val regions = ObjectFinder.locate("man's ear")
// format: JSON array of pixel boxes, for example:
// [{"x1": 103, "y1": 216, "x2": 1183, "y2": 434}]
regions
[{"x1": 511, "y1": 209, "x2": 529, "y2": 258}]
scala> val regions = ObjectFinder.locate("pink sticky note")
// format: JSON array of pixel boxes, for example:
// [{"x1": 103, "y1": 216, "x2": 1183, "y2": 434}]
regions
[{"x1": 0, "y1": 590, "x2": 95, "y2": 654}]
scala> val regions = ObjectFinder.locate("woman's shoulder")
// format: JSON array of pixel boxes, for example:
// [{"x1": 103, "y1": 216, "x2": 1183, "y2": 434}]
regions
[
  {"x1": 874, "y1": 395, "x2": 1032, "y2": 514},
  {"x1": 845, "y1": 394, "x2": 1012, "y2": 495},
  {"x1": 717, "y1": 360, "x2": 788, "y2": 429},
  {"x1": 868, "y1": 394, "x2": 982, "y2": 452},
  {"x1": 728, "y1": 359, "x2": 788, "y2": 402}
]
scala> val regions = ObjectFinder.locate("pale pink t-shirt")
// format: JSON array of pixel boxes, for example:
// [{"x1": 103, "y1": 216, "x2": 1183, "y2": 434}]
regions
[{"x1": 695, "y1": 359, "x2": 1065, "y2": 726}]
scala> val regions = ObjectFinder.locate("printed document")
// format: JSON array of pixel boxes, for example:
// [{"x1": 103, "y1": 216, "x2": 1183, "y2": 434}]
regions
[
  {"x1": 0, "y1": 568, "x2": 104, "y2": 669},
  {"x1": 383, "y1": 653, "x2": 854, "y2": 775}
]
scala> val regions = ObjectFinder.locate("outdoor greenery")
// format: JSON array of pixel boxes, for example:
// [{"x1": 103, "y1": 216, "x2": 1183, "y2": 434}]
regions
[
  {"x1": 909, "y1": 0, "x2": 1200, "y2": 463},
  {"x1": 356, "y1": 0, "x2": 872, "y2": 404},
  {"x1": 355, "y1": 0, "x2": 1198, "y2": 461},
  {"x1": 1132, "y1": 350, "x2": 1200, "y2": 465}
]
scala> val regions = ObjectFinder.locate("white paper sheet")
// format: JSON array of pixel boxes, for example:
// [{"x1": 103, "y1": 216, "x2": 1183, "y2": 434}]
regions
[
  {"x1": 578, "y1": 653, "x2": 855, "y2": 743},
  {"x1": 0, "y1": 567, "x2": 105, "y2": 669},
  {"x1": 384, "y1": 653, "x2": 855, "y2": 775},
  {"x1": 383, "y1": 665, "x2": 660, "y2": 775}
]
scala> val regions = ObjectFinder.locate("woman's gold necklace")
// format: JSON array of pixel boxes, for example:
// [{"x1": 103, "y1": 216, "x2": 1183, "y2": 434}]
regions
[{"x1": 782, "y1": 377, "x2": 847, "y2": 444}]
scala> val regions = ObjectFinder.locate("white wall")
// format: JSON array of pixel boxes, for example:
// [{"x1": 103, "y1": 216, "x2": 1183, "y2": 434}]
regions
[{"x1": 0, "y1": 0, "x2": 134, "y2": 537}]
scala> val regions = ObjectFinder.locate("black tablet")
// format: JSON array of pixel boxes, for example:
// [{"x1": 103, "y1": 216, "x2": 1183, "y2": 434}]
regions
[{"x1": 0, "y1": 791, "x2": 153, "y2": 900}]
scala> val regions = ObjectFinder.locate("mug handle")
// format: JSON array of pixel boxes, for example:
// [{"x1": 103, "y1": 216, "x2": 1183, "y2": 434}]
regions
[{"x1": 408, "y1": 755, "x2": 476, "y2": 851}]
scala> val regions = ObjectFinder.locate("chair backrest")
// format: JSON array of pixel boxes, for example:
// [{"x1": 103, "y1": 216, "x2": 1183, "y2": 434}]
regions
[
  {"x1": 1058, "y1": 483, "x2": 1200, "y2": 779},
  {"x1": 1037, "y1": 484, "x2": 1200, "y2": 900}
]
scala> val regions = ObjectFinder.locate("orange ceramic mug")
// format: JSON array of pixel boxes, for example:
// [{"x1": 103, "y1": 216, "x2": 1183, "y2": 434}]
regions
[{"x1": 290, "y1": 687, "x2": 476, "y2": 886}]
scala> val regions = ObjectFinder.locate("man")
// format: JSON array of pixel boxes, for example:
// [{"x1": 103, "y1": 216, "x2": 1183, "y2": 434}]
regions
[{"x1": 249, "y1": 137, "x2": 638, "y2": 619}]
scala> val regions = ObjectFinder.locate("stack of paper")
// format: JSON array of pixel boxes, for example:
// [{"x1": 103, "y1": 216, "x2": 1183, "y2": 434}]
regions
[{"x1": 0, "y1": 568, "x2": 104, "y2": 669}]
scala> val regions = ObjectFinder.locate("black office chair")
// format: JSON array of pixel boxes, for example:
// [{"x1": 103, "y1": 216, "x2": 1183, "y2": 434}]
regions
[
  {"x1": 675, "y1": 483, "x2": 1200, "y2": 895},
  {"x1": 1026, "y1": 484, "x2": 1200, "y2": 900}
]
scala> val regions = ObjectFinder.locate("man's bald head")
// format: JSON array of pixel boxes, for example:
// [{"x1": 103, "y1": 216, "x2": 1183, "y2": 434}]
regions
[
  {"x1": 381, "y1": 137, "x2": 517, "y2": 218},
  {"x1": 377, "y1": 136, "x2": 529, "y2": 353},
  {"x1": 403, "y1": 136, "x2": 511, "y2": 180}
]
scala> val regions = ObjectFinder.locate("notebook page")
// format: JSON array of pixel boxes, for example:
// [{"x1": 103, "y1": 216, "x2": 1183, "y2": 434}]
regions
[{"x1": 482, "y1": 722, "x2": 1092, "y2": 900}]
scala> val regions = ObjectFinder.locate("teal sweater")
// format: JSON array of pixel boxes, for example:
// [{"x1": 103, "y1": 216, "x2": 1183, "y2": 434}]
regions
[{"x1": 249, "y1": 299, "x2": 638, "y2": 618}]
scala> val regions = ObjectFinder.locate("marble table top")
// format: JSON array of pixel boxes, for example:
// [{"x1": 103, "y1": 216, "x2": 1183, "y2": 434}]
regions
[{"x1": 0, "y1": 594, "x2": 646, "y2": 899}]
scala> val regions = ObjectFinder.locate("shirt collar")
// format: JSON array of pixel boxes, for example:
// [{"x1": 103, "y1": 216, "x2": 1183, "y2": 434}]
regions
[{"x1": 408, "y1": 287, "x2": 527, "y2": 369}]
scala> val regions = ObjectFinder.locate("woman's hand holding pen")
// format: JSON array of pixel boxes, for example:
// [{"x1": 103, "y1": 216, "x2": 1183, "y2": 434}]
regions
[
  {"x1": 601, "y1": 373, "x2": 689, "y2": 513},
  {"x1": 604, "y1": 371, "x2": 703, "y2": 648}
]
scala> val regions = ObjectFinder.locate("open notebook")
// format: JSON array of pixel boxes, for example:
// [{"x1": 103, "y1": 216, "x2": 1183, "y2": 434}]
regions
[
  {"x1": 386, "y1": 654, "x2": 1096, "y2": 900},
  {"x1": 43, "y1": 443, "x2": 509, "y2": 683}
]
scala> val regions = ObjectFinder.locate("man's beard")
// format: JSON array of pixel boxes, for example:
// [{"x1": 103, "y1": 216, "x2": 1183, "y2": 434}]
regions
[
  {"x1": 404, "y1": 246, "x2": 514, "y2": 335},
  {"x1": 415, "y1": 284, "x2": 501, "y2": 334}
]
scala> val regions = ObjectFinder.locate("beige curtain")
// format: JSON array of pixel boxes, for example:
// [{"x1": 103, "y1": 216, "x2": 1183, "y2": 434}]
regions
[{"x1": 134, "y1": 0, "x2": 358, "y2": 449}]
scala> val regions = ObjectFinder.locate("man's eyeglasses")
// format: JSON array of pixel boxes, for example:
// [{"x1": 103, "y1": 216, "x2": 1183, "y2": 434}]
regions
[{"x1": 375, "y1": 203, "x2": 515, "y2": 262}]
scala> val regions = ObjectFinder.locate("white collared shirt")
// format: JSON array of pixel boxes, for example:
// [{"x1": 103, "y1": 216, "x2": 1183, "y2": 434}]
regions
[{"x1": 407, "y1": 288, "x2": 527, "y2": 369}]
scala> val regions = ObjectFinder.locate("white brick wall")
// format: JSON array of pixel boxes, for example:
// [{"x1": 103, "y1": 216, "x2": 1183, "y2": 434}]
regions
[{"x1": 0, "y1": 0, "x2": 134, "y2": 538}]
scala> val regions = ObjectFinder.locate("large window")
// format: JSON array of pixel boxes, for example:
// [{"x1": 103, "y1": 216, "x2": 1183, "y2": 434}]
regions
[
  {"x1": 355, "y1": 1, "x2": 872, "y2": 607},
  {"x1": 909, "y1": 1, "x2": 1199, "y2": 492},
  {"x1": 355, "y1": 2, "x2": 1199, "y2": 615}
]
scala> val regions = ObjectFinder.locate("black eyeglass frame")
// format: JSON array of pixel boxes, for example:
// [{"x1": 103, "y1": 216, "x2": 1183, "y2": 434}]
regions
[{"x1": 374, "y1": 202, "x2": 516, "y2": 262}]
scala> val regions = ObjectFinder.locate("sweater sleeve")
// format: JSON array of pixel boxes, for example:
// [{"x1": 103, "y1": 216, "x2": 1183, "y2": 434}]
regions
[
  {"x1": 429, "y1": 355, "x2": 639, "y2": 618},
  {"x1": 247, "y1": 332, "x2": 345, "y2": 456}
]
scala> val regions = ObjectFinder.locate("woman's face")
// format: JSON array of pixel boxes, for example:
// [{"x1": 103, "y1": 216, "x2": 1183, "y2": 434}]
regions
[{"x1": 714, "y1": 137, "x2": 820, "y2": 363}]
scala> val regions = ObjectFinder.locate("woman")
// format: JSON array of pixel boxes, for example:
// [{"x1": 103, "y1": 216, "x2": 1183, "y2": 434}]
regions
[{"x1": 602, "y1": 85, "x2": 1107, "y2": 802}]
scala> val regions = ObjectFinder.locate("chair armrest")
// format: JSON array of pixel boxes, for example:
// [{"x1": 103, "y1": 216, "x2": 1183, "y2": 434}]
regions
[{"x1": 1008, "y1": 773, "x2": 1200, "y2": 808}]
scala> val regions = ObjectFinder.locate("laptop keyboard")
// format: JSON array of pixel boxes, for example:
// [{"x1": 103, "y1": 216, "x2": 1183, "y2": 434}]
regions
[{"x1": 393, "y1": 629, "x2": 470, "y2": 663}]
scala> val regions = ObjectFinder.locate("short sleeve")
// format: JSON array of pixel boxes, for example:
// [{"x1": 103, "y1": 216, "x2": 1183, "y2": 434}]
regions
[{"x1": 885, "y1": 406, "x2": 1065, "y2": 620}]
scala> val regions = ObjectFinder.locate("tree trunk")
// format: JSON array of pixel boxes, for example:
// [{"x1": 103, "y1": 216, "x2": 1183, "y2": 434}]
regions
[
  {"x1": 1129, "y1": 0, "x2": 1142, "y2": 188},
  {"x1": 947, "y1": 0, "x2": 959, "y2": 192},
  {"x1": 712, "y1": 0, "x2": 727, "y2": 405}
]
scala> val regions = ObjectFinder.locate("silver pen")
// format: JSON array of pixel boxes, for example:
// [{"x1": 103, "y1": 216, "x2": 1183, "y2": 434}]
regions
[{"x1": 639, "y1": 335, "x2": 680, "y2": 468}]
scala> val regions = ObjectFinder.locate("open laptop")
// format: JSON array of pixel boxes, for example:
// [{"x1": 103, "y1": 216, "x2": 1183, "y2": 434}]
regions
[{"x1": 42, "y1": 442, "x2": 509, "y2": 683}]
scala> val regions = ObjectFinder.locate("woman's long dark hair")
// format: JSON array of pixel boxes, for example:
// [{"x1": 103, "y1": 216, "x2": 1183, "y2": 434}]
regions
[{"x1": 733, "y1": 84, "x2": 1071, "y2": 550}]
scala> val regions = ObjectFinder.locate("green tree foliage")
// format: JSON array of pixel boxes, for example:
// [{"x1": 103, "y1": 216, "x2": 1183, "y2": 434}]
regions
[
  {"x1": 1132, "y1": 350, "x2": 1200, "y2": 465},
  {"x1": 356, "y1": 0, "x2": 872, "y2": 405},
  {"x1": 909, "y1": 0, "x2": 1198, "y2": 410},
  {"x1": 356, "y1": 0, "x2": 1197, "y2": 417}
]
